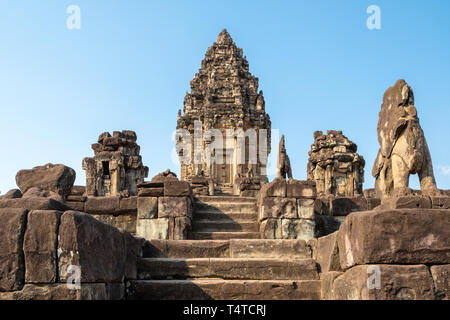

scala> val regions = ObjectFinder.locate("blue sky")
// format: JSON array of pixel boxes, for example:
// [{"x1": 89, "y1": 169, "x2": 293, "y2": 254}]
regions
[{"x1": 1, "y1": 0, "x2": 449, "y2": 194}]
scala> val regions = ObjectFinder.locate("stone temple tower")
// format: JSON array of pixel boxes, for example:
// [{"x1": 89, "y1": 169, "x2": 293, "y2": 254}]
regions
[{"x1": 176, "y1": 29, "x2": 271, "y2": 193}]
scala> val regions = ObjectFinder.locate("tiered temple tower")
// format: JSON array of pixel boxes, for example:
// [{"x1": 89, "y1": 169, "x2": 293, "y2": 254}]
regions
[{"x1": 176, "y1": 29, "x2": 271, "y2": 192}]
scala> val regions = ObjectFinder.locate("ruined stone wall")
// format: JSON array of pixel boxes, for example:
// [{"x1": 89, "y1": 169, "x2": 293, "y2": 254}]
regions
[
  {"x1": 314, "y1": 209, "x2": 450, "y2": 300},
  {"x1": 83, "y1": 130, "x2": 148, "y2": 197},
  {"x1": 0, "y1": 204, "x2": 144, "y2": 300},
  {"x1": 135, "y1": 171, "x2": 193, "y2": 240},
  {"x1": 257, "y1": 178, "x2": 317, "y2": 240},
  {"x1": 307, "y1": 130, "x2": 364, "y2": 197}
]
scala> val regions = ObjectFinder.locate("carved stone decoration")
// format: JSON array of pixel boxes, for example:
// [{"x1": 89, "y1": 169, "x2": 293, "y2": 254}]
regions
[
  {"x1": 307, "y1": 130, "x2": 365, "y2": 197},
  {"x1": 176, "y1": 29, "x2": 271, "y2": 194},
  {"x1": 372, "y1": 80, "x2": 440, "y2": 199},
  {"x1": 277, "y1": 135, "x2": 293, "y2": 180},
  {"x1": 82, "y1": 130, "x2": 149, "y2": 197}
]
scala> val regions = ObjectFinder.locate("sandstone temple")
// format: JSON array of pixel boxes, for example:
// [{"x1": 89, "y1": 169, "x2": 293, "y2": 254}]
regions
[{"x1": 0, "y1": 30, "x2": 448, "y2": 301}]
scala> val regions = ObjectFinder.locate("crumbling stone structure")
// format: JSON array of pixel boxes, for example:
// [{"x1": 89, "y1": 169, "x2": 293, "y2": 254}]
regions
[
  {"x1": 135, "y1": 170, "x2": 193, "y2": 240},
  {"x1": 176, "y1": 29, "x2": 271, "y2": 194},
  {"x1": 307, "y1": 130, "x2": 365, "y2": 197},
  {"x1": 82, "y1": 130, "x2": 148, "y2": 197},
  {"x1": 372, "y1": 79, "x2": 440, "y2": 199}
]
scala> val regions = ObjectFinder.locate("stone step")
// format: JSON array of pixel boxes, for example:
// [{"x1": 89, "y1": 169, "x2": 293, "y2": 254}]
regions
[
  {"x1": 192, "y1": 220, "x2": 259, "y2": 232},
  {"x1": 189, "y1": 232, "x2": 261, "y2": 240},
  {"x1": 127, "y1": 279, "x2": 321, "y2": 300},
  {"x1": 195, "y1": 196, "x2": 256, "y2": 203},
  {"x1": 193, "y1": 211, "x2": 257, "y2": 221},
  {"x1": 137, "y1": 258, "x2": 319, "y2": 281},
  {"x1": 143, "y1": 239, "x2": 313, "y2": 259},
  {"x1": 194, "y1": 202, "x2": 257, "y2": 214}
]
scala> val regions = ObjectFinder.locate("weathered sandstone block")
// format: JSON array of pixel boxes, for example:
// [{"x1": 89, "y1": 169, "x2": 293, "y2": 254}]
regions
[
  {"x1": 85, "y1": 196, "x2": 120, "y2": 214},
  {"x1": 0, "y1": 189, "x2": 22, "y2": 200},
  {"x1": 0, "y1": 208, "x2": 27, "y2": 291},
  {"x1": 337, "y1": 209, "x2": 450, "y2": 270},
  {"x1": 297, "y1": 199, "x2": 315, "y2": 220},
  {"x1": 0, "y1": 198, "x2": 70, "y2": 211},
  {"x1": 287, "y1": 180, "x2": 316, "y2": 198},
  {"x1": 164, "y1": 180, "x2": 191, "y2": 197},
  {"x1": 158, "y1": 197, "x2": 192, "y2": 218},
  {"x1": 23, "y1": 210, "x2": 61, "y2": 283},
  {"x1": 332, "y1": 265, "x2": 435, "y2": 300},
  {"x1": 58, "y1": 211, "x2": 126, "y2": 283},
  {"x1": 260, "y1": 197, "x2": 297, "y2": 220},
  {"x1": 16, "y1": 163, "x2": 75, "y2": 197},
  {"x1": 136, "y1": 218, "x2": 169, "y2": 240},
  {"x1": 137, "y1": 197, "x2": 158, "y2": 219},
  {"x1": 316, "y1": 232, "x2": 341, "y2": 273},
  {"x1": 431, "y1": 265, "x2": 449, "y2": 300},
  {"x1": 330, "y1": 197, "x2": 368, "y2": 216}
]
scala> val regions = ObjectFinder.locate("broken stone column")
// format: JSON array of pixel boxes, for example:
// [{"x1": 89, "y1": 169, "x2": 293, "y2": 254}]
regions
[
  {"x1": 136, "y1": 171, "x2": 193, "y2": 240},
  {"x1": 82, "y1": 130, "x2": 149, "y2": 197}
]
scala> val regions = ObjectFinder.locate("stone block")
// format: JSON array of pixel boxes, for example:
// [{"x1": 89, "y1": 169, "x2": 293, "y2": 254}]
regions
[
  {"x1": 119, "y1": 196, "x2": 137, "y2": 212},
  {"x1": 120, "y1": 229, "x2": 145, "y2": 280},
  {"x1": 321, "y1": 271, "x2": 343, "y2": 300},
  {"x1": 431, "y1": 265, "x2": 449, "y2": 300},
  {"x1": 0, "y1": 198, "x2": 70, "y2": 211},
  {"x1": 138, "y1": 187, "x2": 164, "y2": 197},
  {"x1": 260, "y1": 178, "x2": 287, "y2": 198},
  {"x1": 0, "y1": 208, "x2": 27, "y2": 291},
  {"x1": 297, "y1": 199, "x2": 315, "y2": 220},
  {"x1": 281, "y1": 219, "x2": 315, "y2": 241},
  {"x1": 136, "y1": 218, "x2": 169, "y2": 240},
  {"x1": 379, "y1": 195, "x2": 432, "y2": 210},
  {"x1": 158, "y1": 197, "x2": 192, "y2": 218},
  {"x1": 431, "y1": 196, "x2": 450, "y2": 209},
  {"x1": 91, "y1": 214, "x2": 136, "y2": 235},
  {"x1": 330, "y1": 197, "x2": 368, "y2": 216},
  {"x1": 65, "y1": 201, "x2": 85, "y2": 212},
  {"x1": 230, "y1": 239, "x2": 312, "y2": 259},
  {"x1": 164, "y1": 180, "x2": 191, "y2": 197},
  {"x1": 313, "y1": 197, "x2": 330, "y2": 215},
  {"x1": 332, "y1": 265, "x2": 435, "y2": 300},
  {"x1": 287, "y1": 180, "x2": 316, "y2": 198},
  {"x1": 260, "y1": 197, "x2": 297, "y2": 220},
  {"x1": 66, "y1": 195, "x2": 87, "y2": 202},
  {"x1": 137, "y1": 197, "x2": 158, "y2": 219},
  {"x1": 58, "y1": 211, "x2": 126, "y2": 283},
  {"x1": 260, "y1": 218, "x2": 281, "y2": 239},
  {"x1": 0, "y1": 283, "x2": 112, "y2": 300},
  {"x1": 367, "y1": 197, "x2": 381, "y2": 210},
  {"x1": 0, "y1": 189, "x2": 22, "y2": 200},
  {"x1": 314, "y1": 215, "x2": 343, "y2": 238},
  {"x1": 85, "y1": 196, "x2": 120, "y2": 214},
  {"x1": 23, "y1": 210, "x2": 61, "y2": 283},
  {"x1": 337, "y1": 209, "x2": 450, "y2": 270},
  {"x1": 15, "y1": 163, "x2": 76, "y2": 197},
  {"x1": 316, "y1": 232, "x2": 341, "y2": 273},
  {"x1": 173, "y1": 217, "x2": 191, "y2": 240}
]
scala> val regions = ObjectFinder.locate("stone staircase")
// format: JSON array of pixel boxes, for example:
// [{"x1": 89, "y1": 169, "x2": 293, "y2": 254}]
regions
[
  {"x1": 128, "y1": 239, "x2": 322, "y2": 300},
  {"x1": 189, "y1": 195, "x2": 261, "y2": 240}
]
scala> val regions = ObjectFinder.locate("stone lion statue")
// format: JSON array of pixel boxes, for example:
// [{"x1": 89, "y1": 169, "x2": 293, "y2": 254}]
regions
[{"x1": 372, "y1": 79, "x2": 440, "y2": 199}]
